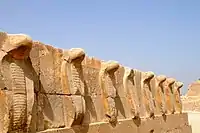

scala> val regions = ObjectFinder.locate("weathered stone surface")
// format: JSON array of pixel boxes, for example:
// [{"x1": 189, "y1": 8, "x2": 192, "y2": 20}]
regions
[
  {"x1": 99, "y1": 61, "x2": 119, "y2": 124},
  {"x1": 83, "y1": 95, "x2": 104, "y2": 123},
  {"x1": 173, "y1": 81, "x2": 183, "y2": 113},
  {"x1": 150, "y1": 75, "x2": 167, "y2": 115},
  {"x1": 163, "y1": 78, "x2": 176, "y2": 114},
  {"x1": 186, "y1": 81, "x2": 200, "y2": 96},
  {"x1": 36, "y1": 113, "x2": 191, "y2": 133},
  {"x1": 0, "y1": 31, "x2": 193, "y2": 133},
  {"x1": 123, "y1": 67, "x2": 139, "y2": 118},
  {"x1": 62, "y1": 48, "x2": 85, "y2": 95},
  {"x1": 0, "y1": 32, "x2": 37, "y2": 133},
  {"x1": 63, "y1": 95, "x2": 85, "y2": 127},
  {"x1": 141, "y1": 71, "x2": 155, "y2": 118},
  {"x1": 82, "y1": 59, "x2": 101, "y2": 96},
  {"x1": 0, "y1": 91, "x2": 10, "y2": 133},
  {"x1": 37, "y1": 94, "x2": 65, "y2": 131},
  {"x1": 39, "y1": 44, "x2": 63, "y2": 94}
]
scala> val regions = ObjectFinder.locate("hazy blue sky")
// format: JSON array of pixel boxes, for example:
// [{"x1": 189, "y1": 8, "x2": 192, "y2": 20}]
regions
[{"x1": 1, "y1": 0, "x2": 200, "y2": 94}]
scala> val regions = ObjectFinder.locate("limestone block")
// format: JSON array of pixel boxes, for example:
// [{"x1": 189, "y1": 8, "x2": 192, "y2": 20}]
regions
[
  {"x1": 150, "y1": 75, "x2": 167, "y2": 116},
  {"x1": 62, "y1": 48, "x2": 85, "y2": 95},
  {"x1": 30, "y1": 41, "x2": 40, "y2": 75},
  {"x1": 39, "y1": 43, "x2": 63, "y2": 94},
  {"x1": 99, "y1": 60, "x2": 119, "y2": 124},
  {"x1": 163, "y1": 78, "x2": 176, "y2": 114},
  {"x1": 111, "y1": 119, "x2": 138, "y2": 133},
  {"x1": 141, "y1": 71, "x2": 155, "y2": 118},
  {"x1": 138, "y1": 113, "x2": 190, "y2": 133},
  {"x1": 0, "y1": 33, "x2": 37, "y2": 132},
  {"x1": 123, "y1": 67, "x2": 139, "y2": 118},
  {"x1": 134, "y1": 69, "x2": 142, "y2": 117},
  {"x1": 36, "y1": 127, "x2": 76, "y2": 133},
  {"x1": 115, "y1": 97, "x2": 131, "y2": 119},
  {"x1": 182, "y1": 98, "x2": 200, "y2": 112},
  {"x1": 82, "y1": 56, "x2": 101, "y2": 96},
  {"x1": 173, "y1": 81, "x2": 183, "y2": 113},
  {"x1": 187, "y1": 112, "x2": 200, "y2": 133},
  {"x1": 186, "y1": 82, "x2": 200, "y2": 96},
  {"x1": 37, "y1": 93, "x2": 65, "y2": 131},
  {"x1": 63, "y1": 95, "x2": 86, "y2": 127},
  {"x1": 36, "y1": 113, "x2": 192, "y2": 133},
  {"x1": 114, "y1": 66, "x2": 125, "y2": 98},
  {"x1": 0, "y1": 91, "x2": 11, "y2": 133},
  {"x1": 83, "y1": 95, "x2": 104, "y2": 124}
]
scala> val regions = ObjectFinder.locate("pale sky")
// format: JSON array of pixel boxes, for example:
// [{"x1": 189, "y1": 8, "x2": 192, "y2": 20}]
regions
[{"x1": 1, "y1": 0, "x2": 200, "y2": 94}]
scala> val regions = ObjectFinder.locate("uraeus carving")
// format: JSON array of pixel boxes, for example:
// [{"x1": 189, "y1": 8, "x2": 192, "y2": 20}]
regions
[
  {"x1": 99, "y1": 61, "x2": 119, "y2": 124},
  {"x1": 173, "y1": 81, "x2": 183, "y2": 113},
  {"x1": 123, "y1": 67, "x2": 139, "y2": 118},
  {"x1": 141, "y1": 71, "x2": 155, "y2": 118},
  {"x1": 163, "y1": 78, "x2": 175, "y2": 114},
  {"x1": 0, "y1": 32, "x2": 35, "y2": 132},
  {"x1": 153, "y1": 75, "x2": 167, "y2": 115},
  {"x1": 61, "y1": 48, "x2": 86, "y2": 126}
]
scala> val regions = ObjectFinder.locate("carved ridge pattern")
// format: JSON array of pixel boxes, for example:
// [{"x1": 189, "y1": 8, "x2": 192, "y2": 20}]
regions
[
  {"x1": 99, "y1": 61, "x2": 119, "y2": 124},
  {"x1": 71, "y1": 63, "x2": 84, "y2": 95},
  {"x1": 123, "y1": 67, "x2": 139, "y2": 118},
  {"x1": 10, "y1": 61, "x2": 27, "y2": 131}
]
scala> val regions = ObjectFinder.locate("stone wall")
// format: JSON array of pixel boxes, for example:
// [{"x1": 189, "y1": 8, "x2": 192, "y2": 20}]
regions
[
  {"x1": 0, "y1": 32, "x2": 192, "y2": 133},
  {"x1": 182, "y1": 82, "x2": 200, "y2": 133},
  {"x1": 182, "y1": 81, "x2": 200, "y2": 112}
]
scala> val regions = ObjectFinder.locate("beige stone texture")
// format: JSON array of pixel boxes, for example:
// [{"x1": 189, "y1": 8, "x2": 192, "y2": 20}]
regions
[
  {"x1": 123, "y1": 67, "x2": 139, "y2": 118},
  {"x1": 186, "y1": 82, "x2": 200, "y2": 96},
  {"x1": 99, "y1": 61, "x2": 119, "y2": 124},
  {"x1": 0, "y1": 32, "x2": 193, "y2": 133},
  {"x1": 172, "y1": 81, "x2": 183, "y2": 113},
  {"x1": 150, "y1": 75, "x2": 167, "y2": 116},
  {"x1": 163, "y1": 78, "x2": 176, "y2": 114},
  {"x1": 36, "y1": 113, "x2": 191, "y2": 133},
  {"x1": 187, "y1": 112, "x2": 200, "y2": 133},
  {"x1": 141, "y1": 71, "x2": 155, "y2": 118},
  {"x1": 38, "y1": 44, "x2": 63, "y2": 94}
]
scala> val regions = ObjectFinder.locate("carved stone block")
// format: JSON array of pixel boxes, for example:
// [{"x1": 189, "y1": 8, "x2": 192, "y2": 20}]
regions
[
  {"x1": 0, "y1": 33, "x2": 36, "y2": 133},
  {"x1": 151, "y1": 75, "x2": 167, "y2": 115},
  {"x1": 99, "y1": 60, "x2": 119, "y2": 124},
  {"x1": 82, "y1": 56, "x2": 101, "y2": 96},
  {"x1": 83, "y1": 95, "x2": 104, "y2": 124},
  {"x1": 39, "y1": 44, "x2": 63, "y2": 94},
  {"x1": 0, "y1": 91, "x2": 11, "y2": 133},
  {"x1": 114, "y1": 66, "x2": 125, "y2": 98},
  {"x1": 123, "y1": 67, "x2": 139, "y2": 118},
  {"x1": 173, "y1": 81, "x2": 183, "y2": 113},
  {"x1": 63, "y1": 95, "x2": 86, "y2": 127},
  {"x1": 37, "y1": 94, "x2": 65, "y2": 131},
  {"x1": 62, "y1": 48, "x2": 85, "y2": 95},
  {"x1": 115, "y1": 96, "x2": 131, "y2": 119},
  {"x1": 163, "y1": 78, "x2": 176, "y2": 114},
  {"x1": 134, "y1": 69, "x2": 142, "y2": 117},
  {"x1": 141, "y1": 71, "x2": 155, "y2": 118}
]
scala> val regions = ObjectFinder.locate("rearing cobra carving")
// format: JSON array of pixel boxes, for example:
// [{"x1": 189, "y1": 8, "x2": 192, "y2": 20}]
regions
[
  {"x1": 99, "y1": 61, "x2": 119, "y2": 124},
  {"x1": 0, "y1": 32, "x2": 34, "y2": 132},
  {"x1": 61, "y1": 48, "x2": 86, "y2": 126}
]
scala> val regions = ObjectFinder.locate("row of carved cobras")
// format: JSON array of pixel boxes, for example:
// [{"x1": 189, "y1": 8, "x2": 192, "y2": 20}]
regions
[{"x1": 61, "y1": 48, "x2": 183, "y2": 125}]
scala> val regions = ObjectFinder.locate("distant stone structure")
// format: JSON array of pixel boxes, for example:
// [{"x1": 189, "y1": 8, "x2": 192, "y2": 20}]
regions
[
  {"x1": 182, "y1": 81, "x2": 200, "y2": 133},
  {"x1": 0, "y1": 32, "x2": 192, "y2": 133}
]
